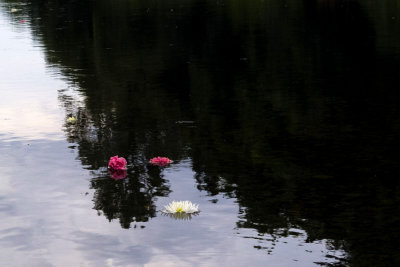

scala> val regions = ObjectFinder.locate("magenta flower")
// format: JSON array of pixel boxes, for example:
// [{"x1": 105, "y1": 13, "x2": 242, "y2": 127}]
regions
[
  {"x1": 109, "y1": 169, "x2": 127, "y2": 180},
  {"x1": 108, "y1": 156, "x2": 127, "y2": 170},
  {"x1": 149, "y1": 157, "x2": 173, "y2": 166}
]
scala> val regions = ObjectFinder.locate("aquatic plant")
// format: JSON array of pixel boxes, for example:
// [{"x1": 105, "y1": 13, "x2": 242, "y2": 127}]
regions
[
  {"x1": 149, "y1": 157, "x2": 173, "y2": 166},
  {"x1": 108, "y1": 156, "x2": 127, "y2": 170},
  {"x1": 67, "y1": 116, "x2": 77, "y2": 123},
  {"x1": 162, "y1": 200, "x2": 199, "y2": 214}
]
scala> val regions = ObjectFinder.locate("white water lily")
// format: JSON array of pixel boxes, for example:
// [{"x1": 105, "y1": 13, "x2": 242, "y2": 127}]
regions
[{"x1": 162, "y1": 200, "x2": 199, "y2": 214}]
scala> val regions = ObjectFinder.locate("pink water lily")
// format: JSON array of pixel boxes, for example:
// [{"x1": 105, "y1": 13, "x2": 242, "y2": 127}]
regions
[
  {"x1": 149, "y1": 157, "x2": 173, "y2": 166},
  {"x1": 108, "y1": 156, "x2": 127, "y2": 170}
]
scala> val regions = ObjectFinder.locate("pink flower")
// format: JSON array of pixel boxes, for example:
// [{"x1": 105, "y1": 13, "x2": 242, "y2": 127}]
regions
[
  {"x1": 108, "y1": 156, "x2": 127, "y2": 170},
  {"x1": 149, "y1": 157, "x2": 173, "y2": 166},
  {"x1": 109, "y1": 169, "x2": 127, "y2": 180}
]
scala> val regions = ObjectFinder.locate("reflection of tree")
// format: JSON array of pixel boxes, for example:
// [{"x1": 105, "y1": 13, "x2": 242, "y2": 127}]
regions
[
  {"x1": 188, "y1": 1, "x2": 400, "y2": 266},
  {"x1": 59, "y1": 87, "x2": 173, "y2": 228},
  {"x1": 17, "y1": 0, "x2": 400, "y2": 264},
  {"x1": 91, "y1": 166, "x2": 170, "y2": 229}
]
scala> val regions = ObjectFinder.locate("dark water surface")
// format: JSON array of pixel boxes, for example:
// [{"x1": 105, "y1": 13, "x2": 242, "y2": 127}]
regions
[{"x1": 1, "y1": 0, "x2": 400, "y2": 266}]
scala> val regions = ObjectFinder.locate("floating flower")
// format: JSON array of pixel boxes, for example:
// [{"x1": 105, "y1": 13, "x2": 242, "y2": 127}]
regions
[
  {"x1": 67, "y1": 116, "x2": 77, "y2": 123},
  {"x1": 108, "y1": 156, "x2": 127, "y2": 170},
  {"x1": 162, "y1": 201, "x2": 199, "y2": 214},
  {"x1": 11, "y1": 8, "x2": 19, "y2": 13},
  {"x1": 149, "y1": 157, "x2": 173, "y2": 166},
  {"x1": 109, "y1": 169, "x2": 127, "y2": 180}
]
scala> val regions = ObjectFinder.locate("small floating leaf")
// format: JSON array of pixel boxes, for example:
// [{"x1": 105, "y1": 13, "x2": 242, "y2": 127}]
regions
[{"x1": 67, "y1": 116, "x2": 77, "y2": 123}]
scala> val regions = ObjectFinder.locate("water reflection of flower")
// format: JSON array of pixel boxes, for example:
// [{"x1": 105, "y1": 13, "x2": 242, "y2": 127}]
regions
[
  {"x1": 161, "y1": 212, "x2": 199, "y2": 220},
  {"x1": 109, "y1": 169, "x2": 127, "y2": 180}
]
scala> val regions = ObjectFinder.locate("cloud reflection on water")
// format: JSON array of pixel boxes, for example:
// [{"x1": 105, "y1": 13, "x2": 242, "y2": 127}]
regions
[{"x1": 0, "y1": 6, "x2": 65, "y2": 142}]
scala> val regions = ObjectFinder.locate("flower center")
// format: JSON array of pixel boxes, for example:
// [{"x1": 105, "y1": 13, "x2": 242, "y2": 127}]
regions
[{"x1": 176, "y1": 207, "x2": 183, "y2": 212}]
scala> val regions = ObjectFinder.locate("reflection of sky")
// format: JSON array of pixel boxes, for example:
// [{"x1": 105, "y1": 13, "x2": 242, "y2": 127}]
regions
[
  {"x1": 0, "y1": 4, "x2": 345, "y2": 266},
  {"x1": 0, "y1": 6, "x2": 65, "y2": 142},
  {"x1": 0, "y1": 146, "x2": 345, "y2": 266}
]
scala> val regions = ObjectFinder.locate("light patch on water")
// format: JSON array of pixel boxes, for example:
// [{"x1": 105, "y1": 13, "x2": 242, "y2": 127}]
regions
[
  {"x1": 0, "y1": 5, "x2": 67, "y2": 142},
  {"x1": 0, "y1": 174, "x2": 12, "y2": 196},
  {"x1": 0, "y1": 102, "x2": 63, "y2": 141}
]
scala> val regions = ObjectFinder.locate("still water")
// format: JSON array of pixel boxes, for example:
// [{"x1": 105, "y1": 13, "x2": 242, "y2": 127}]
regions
[{"x1": 1, "y1": 0, "x2": 400, "y2": 266}]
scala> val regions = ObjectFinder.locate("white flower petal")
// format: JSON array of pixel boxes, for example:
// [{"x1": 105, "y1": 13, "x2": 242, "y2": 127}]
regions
[{"x1": 162, "y1": 200, "x2": 199, "y2": 214}]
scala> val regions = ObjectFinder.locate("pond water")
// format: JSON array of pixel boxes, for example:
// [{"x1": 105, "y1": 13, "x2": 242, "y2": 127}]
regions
[{"x1": 1, "y1": 0, "x2": 400, "y2": 266}]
